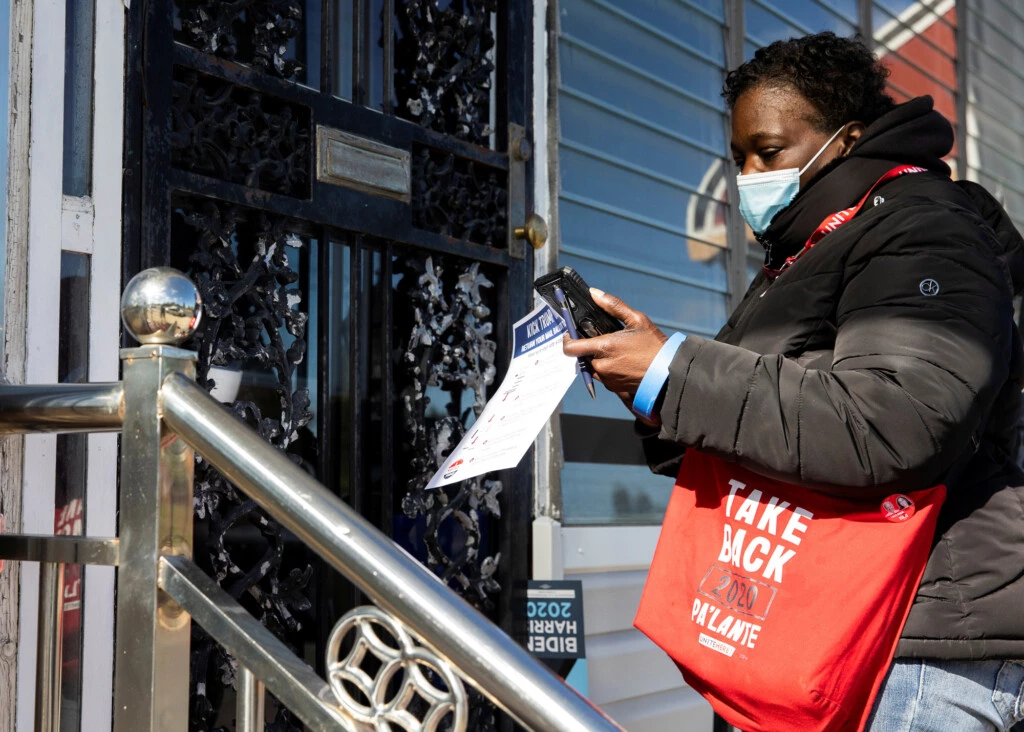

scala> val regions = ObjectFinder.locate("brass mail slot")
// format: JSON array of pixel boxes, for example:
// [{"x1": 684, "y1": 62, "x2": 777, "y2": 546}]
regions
[{"x1": 316, "y1": 126, "x2": 411, "y2": 202}]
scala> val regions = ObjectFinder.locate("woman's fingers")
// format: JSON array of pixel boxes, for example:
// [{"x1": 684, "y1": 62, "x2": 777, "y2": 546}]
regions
[
  {"x1": 559, "y1": 293, "x2": 668, "y2": 396},
  {"x1": 563, "y1": 333, "x2": 605, "y2": 359}
]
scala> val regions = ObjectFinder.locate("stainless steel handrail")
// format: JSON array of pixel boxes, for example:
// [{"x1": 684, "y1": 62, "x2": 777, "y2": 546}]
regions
[
  {"x1": 0, "y1": 382, "x2": 123, "y2": 434},
  {"x1": 35, "y1": 562, "x2": 64, "y2": 732},
  {"x1": 0, "y1": 268, "x2": 626, "y2": 732},
  {"x1": 161, "y1": 373, "x2": 622, "y2": 732},
  {"x1": 0, "y1": 378, "x2": 623, "y2": 731},
  {"x1": 157, "y1": 554, "x2": 359, "y2": 731},
  {"x1": 0, "y1": 535, "x2": 120, "y2": 565}
]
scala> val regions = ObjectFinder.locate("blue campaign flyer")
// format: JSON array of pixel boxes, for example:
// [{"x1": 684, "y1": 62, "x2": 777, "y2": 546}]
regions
[
  {"x1": 426, "y1": 303, "x2": 578, "y2": 489},
  {"x1": 514, "y1": 304, "x2": 568, "y2": 357}
]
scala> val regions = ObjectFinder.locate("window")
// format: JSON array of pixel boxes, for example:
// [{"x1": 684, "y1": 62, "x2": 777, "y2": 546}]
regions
[
  {"x1": 962, "y1": 0, "x2": 1024, "y2": 231},
  {"x1": 744, "y1": 0, "x2": 857, "y2": 59},
  {"x1": 63, "y1": 0, "x2": 94, "y2": 196},
  {"x1": 873, "y1": 1, "x2": 958, "y2": 168},
  {"x1": 56, "y1": 252, "x2": 90, "y2": 731},
  {"x1": 557, "y1": 0, "x2": 732, "y2": 524}
]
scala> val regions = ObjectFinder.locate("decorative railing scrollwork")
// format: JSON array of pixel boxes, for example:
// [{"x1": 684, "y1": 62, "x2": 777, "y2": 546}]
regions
[
  {"x1": 326, "y1": 606, "x2": 469, "y2": 731},
  {"x1": 411, "y1": 146, "x2": 508, "y2": 247},
  {"x1": 171, "y1": 68, "x2": 312, "y2": 197},
  {"x1": 174, "y1": 0, "x2": 304, "y2": 80},
  {"x1": 395, "y1": 254, "x2": 502, "y2": 613},
  {"x1": 172, "y1": 198, "x2": 316, "y2": 732},
  {"x1": 394, "y1": 0, "x2": 498, "y2": 145}
]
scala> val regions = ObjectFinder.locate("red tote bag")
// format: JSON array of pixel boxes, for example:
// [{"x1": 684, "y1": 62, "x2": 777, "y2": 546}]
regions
[{"x1": 634, "y1": 450, "x2": 945, "y2": 732}]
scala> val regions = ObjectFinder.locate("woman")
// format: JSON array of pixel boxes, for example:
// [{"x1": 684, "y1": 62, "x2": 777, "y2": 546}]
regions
[{"x1": 565, "y1": 32, "x2": 1024, "y2": 730}]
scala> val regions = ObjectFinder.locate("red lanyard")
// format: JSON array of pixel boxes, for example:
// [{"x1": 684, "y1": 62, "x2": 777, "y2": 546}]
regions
[{"x1": 764, "y1": 165, "x2": 929, "y2": 280}]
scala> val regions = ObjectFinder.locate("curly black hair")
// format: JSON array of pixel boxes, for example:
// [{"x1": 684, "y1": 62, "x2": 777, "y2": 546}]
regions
[{"x1": 722, "y1": 32, "x2": 895, "y2": 131}]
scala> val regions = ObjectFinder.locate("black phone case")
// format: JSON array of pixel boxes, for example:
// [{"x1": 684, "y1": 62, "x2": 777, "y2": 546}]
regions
[{"x1": 533, "y1": 266, "x2": 624, "y2": 338}]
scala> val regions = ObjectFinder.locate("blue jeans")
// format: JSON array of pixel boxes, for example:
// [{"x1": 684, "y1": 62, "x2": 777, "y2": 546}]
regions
[{"x1": 867, "y1": 659, "x2": 1024, "y2": 731}]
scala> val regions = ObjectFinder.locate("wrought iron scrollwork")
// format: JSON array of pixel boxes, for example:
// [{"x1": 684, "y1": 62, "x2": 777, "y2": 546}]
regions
[
  {"x1": 394, "y1": 0, "x2": 498, "y2": 145},
  {"x1": 411, "y1": 146, "x2": 508, "y2": 247},
  {"x1": 326, "y1": 606, "x2": 469, "y2": 731},
  {"x1": 175, "y1": 0, "x2": 304, "y2": 80},
  {"x1": 172, "y1": 198, "x2": 315, "y2": 732},
  {"x1": 171, "y1": 68, "x2": 312, "y2": 197},
  {"x1": 395, "y1": 254, "x2": 502, "y2": 612}
]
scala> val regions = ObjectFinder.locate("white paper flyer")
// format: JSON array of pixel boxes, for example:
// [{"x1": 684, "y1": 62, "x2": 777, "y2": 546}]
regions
[{"x1": 426, "y1": 303, "x2": 578, "y2": 489}]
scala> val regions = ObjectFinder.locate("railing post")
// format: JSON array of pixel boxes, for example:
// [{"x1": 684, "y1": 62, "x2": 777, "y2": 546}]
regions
[
  {"x1": 34, "y1": 561, "x2": 63, "y2": 732},
  {"x1": 112, "y1": 268, "x2": 202, "y2": 732},
  {"x1": 236, "y1": 667, "x2": 265, "y2": 732}
]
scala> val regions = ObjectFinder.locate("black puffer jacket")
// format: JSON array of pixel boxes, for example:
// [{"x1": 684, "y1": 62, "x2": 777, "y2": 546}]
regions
[{"x1": 642, "y1": 97, "x2": 1024, "y2": 658}]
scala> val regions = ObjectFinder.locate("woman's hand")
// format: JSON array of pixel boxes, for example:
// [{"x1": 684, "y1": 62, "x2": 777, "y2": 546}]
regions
[{"x1": 562, "y1": 289, "x2": 668, "y2": 402}]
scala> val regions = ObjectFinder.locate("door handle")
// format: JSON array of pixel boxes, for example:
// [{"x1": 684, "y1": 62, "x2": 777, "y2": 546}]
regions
[{"x1": 513, "y1": 213, "x2": 549, "y2": 250}]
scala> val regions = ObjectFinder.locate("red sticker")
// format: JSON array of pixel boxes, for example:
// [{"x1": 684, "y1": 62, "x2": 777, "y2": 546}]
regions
[
  {"x1": 881, "y1": 494, "x2": 916, "y2": 522},
  {"x1": 443, "y1": 459, "x2": 464, "y2": 480}
]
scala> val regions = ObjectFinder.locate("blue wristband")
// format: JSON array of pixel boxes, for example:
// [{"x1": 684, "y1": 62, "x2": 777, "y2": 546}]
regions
[{"x1": 632, "y1": 332, "x2": 687, "y2": 421}]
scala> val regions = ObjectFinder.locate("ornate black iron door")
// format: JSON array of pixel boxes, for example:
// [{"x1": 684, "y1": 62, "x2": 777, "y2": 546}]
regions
[{"x1": 123, "y1": 2, "x2": 534, "y2": 728}]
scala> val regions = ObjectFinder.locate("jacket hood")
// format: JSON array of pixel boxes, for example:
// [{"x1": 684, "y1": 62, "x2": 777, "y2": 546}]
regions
[{"x1": 847, "y1": 95, "x2": 953, "y2": 175}]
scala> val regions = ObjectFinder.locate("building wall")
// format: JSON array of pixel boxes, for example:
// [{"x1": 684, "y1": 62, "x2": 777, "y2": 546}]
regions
[
  {"x1": 1, "y1": 1, "x2": 127, "y2": 727},
  {"x1": 563, "y1": 526, "x2": 713, "y2": 730},
  {"x1": 962, "y1": 0, "x2": 1024, "y2": 232}
]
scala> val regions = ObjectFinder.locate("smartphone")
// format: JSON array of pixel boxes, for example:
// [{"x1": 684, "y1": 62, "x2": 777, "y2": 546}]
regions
[{"x1": 533, "y1": 266, "x2": 624, "y2": 338}]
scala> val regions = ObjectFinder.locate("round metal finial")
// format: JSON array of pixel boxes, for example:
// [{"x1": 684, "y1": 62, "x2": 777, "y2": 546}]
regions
[{"x1": 120, "y1": 267, "x2": 202, "y2": 345}]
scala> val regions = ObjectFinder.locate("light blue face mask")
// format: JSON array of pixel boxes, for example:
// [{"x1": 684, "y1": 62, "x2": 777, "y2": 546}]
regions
[{"x1": 736, "y1": 126, "x2": 845, "y2": 235}]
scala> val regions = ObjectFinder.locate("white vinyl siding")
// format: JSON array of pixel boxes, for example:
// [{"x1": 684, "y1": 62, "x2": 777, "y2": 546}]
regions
[
  {"x1": 557, "y1": 0, "x2": 733, "y2": 527},
  {"x1": 963, "y1": 0, "x2": 1024, "y2": 231},
  {"x1": 563, "y1": 527, "x2": 714, "y2": 730}
]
